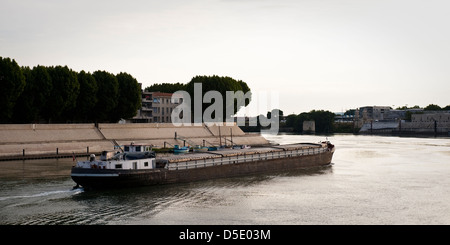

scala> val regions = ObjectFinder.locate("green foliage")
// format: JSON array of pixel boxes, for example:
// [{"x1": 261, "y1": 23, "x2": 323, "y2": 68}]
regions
[
  {"x1": 115, "y1": 72, "x2": 142, "y2": 121},
  {"x1": 93, "y1": 70, "x2": 119, "y2": 123},
  {"x1": 309, "y1": 110, "x2": 335, "y2": 133},
  {"x1": 267, "y1": 109, "x2": 283, "y2": 119},
  {"x1": 332, "y1": 122, "x2": 355, "y2": 133},
  {"x1": 284, "y1": 110, "x2": 335, "y2": 134},
  {"x1": 0, "y1": 57, "x2": 143, "y2": 123},
  {"x1": 145, "y1": 82, "x2": 186, "y2": 93},
  {"x1": 424, "y1": 104, "x2": 442, "y2": 111},
  {"x1": 185, "y1": 75, "x2": 252, "y2": 122},
  {"x1": 396, "y1": 105, "x2": 421, "y2": 110},
  {"x1": 75, "y1": 71, "x2": 98, "y2": 122},
  {"x1": 344, "y1": 109, "x2": 356, "y2": 116},
  {"x1": 0, "y1": 57, "x2": 25, "y2": 122},
  {"x1": 12, "y1": 65, "x2": 52, "y2": 123},
  {"x1": 43, "y1": 66, "x2": 80, "y2": 122}
]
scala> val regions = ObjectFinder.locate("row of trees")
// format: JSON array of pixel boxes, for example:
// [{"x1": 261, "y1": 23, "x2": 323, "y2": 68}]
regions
[
  {"x1": 285, "y1": 110, "x2": 336, "y2": 134},
  {"x1": 396, "y1": 104, "x2": 450, "y2": 111},
  {"x1": 147, "y1": 75, "x2": 252, "y2": 121},
  {"x1": 0, "y1": 57, "x2": 141, "y2": 123}
]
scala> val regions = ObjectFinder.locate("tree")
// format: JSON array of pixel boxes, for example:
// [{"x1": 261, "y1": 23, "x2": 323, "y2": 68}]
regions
[
  {"x1": 283, "y1": 110, "x2": 335, "y2": 134},
  {"x1": 74, "y1": 71, "x2": 98, "y2": 122},
  {"x1": 308, "y1": 110, "x2": 335, "y2": 134},
  {"x1": 185, "y1": 75, "x2": 251, "y2": 122},
  {"x1": 11, "y1": 67, "x2": 34, "y2": 123},
  {"x1": 267, "y1": 109, "x2": 283, "y2": 119},
  {"x1": 424, "y1": 104, "x2": 442, "y2": 111},
  {"x1": 0, "y1": 57, "x2": 25, "y2": 122},
  {"x1": 43, "y1": 66, "x2": 79, "y2": 122},
  {"x1": 145, "y1": 82, "x2": 186, "y2": 93},
  {"x1": 115, "y1": 72, "x2": 141, "y2": 121},
  {"x1": 93, "y1": 70, "x2": 119, "y2": 122},
  {"x1": 285, "y1": 114, "x2": 298, "y2": 128},
  {"x1": 12, "y1": 65, "x2": 52, "y2": 123}
]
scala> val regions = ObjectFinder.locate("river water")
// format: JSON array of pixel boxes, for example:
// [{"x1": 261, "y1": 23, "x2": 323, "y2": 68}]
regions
[{"x1": 1, "y1": 134, "x2": 449, "y2": 225}]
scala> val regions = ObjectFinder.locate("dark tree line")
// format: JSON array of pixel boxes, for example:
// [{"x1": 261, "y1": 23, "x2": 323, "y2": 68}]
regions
[
  {"x1": 0, "y1": 57, "x2": 141, "y2": 123},
  {"x1": 145, "y1": 82, "x2": 185, "y2": 93},
  {"x1": 285, "y1": 110, "x2": 335, "y2": 134},
  {"x1": 146, "y1": 75, "x2": 252, "y2": 121}
]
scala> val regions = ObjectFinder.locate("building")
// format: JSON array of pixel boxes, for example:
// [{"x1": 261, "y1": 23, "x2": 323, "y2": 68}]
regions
[
  {"x1": 411, "y1": 112, "x2": 450, "y2": 124},
  {"x1": 151, "y1": 92, "x2": 182, "y2": 123},
  {"x1": 129, "y1": 90, "x2": 183, "y2": 123},
  {"x1": 302, "y1": 120, "x2": 315, "y2": 133},
  {"x1": 399, "y1": 111, "x2": 450, "y2": 135},
  {"x1": 355, "y1": 106, "x2": 392, "y2": 123}
]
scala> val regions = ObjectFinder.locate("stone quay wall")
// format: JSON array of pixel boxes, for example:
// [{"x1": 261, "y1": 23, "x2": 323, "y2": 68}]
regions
[{"x1": 0, "y1": 123, "x2": 269, "y2": 158}]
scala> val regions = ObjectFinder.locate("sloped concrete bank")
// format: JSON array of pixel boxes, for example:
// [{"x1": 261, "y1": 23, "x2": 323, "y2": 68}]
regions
[{"x1": 0, "y1": 123, "x2": 269, "y2": 160}]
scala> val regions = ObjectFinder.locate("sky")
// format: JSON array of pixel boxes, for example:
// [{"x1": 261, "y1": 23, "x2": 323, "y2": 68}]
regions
[{"x1": 1, "y1": 0, "x2": 449, "y2": 116}]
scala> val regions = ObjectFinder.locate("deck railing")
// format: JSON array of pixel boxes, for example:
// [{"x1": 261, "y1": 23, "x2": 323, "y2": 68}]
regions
[{"x1": 166, "y1": 146, "x2": 329, "y2": 170}]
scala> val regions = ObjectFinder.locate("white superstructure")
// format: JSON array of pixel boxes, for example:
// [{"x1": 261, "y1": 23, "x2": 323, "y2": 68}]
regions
[{"x1": 75, "y1": 143, "x2": 156, "y2": 170}]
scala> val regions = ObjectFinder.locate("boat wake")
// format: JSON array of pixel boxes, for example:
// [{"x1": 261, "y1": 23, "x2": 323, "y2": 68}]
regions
[{"x1": 0, "y1": 188, "x2": 83, "y2": 201}]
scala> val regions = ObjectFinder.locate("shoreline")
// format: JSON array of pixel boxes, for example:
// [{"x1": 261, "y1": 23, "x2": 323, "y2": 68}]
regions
[{"x1": 0, "y1": 123, "x2": 270, "y2": 161}]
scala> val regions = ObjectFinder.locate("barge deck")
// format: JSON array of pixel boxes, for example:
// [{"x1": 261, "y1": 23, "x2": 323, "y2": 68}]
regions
[{"x1": 71, "y1": 142, "x2": 335, "y2": 189}]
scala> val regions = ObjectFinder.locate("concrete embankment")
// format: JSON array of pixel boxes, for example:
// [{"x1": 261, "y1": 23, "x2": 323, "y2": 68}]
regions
[{"x1": 0, "y1": 123, "x2": 269, "y2": 160}]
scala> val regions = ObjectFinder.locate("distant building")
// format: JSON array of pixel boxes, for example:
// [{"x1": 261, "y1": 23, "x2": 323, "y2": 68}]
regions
[
  {"x1": 355, "y1": 106, "x2": 392, "y2": 123},
  {"x1": 128, "y1": 89, "x2": 183, "y2": 123},
  {"x1": 411, "y1": 112, "x2": 450, "y2": 124},
  {"x1": 151, "y1": 92, "x2": 183, "y2": 123},
  {"x1": 303, "y1": 120, "x2": 315, "y2": 133},
  {"x1": 400, "y1": 111, "x2": 450, "y2": 135},
  {"x1": 131, "y1": 90, "x2": 153, "y2": 123}
]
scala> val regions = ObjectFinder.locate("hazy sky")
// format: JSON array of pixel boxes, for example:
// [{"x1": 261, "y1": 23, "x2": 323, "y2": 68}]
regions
[{"x1": 1, "y1": 0, "x2": 449, "y2": 115}]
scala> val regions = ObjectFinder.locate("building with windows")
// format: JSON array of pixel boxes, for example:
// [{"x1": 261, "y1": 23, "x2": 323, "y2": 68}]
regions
[
  {"x1": 130, "y1": 90, "x2": 153, "y2": 123},
  {"x1": 129, "y1": 90, "x2": 183, "y2": 123},
  {"x1": 355, "y1": 106, "x2": 392, "y2": 123},
  {"x1": 151, "y1": 92, "x2": 182, "y2": 123}
]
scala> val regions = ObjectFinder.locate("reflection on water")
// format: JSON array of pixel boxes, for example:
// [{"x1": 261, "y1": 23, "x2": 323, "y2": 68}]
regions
[
  {"x1": 0, "y1": 158, "x2": 76, "y2": 180},
  {"x1": 1, "y1": 134, "x2": 450, "y2": 225},
  {"x1": 0, "y1": 165, "x2": 331, "y2": 225}
]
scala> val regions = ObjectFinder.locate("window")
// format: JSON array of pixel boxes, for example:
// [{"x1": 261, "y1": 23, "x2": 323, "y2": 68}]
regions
[
  {"x1": 144, "y1": 162, "x2": 148, "y2": 167},
  {"x1": 115, "y1": 164, "x2": 123, "y2": 169},
  {"x1": 124, "y1": 146, "x2": 129, "y2": 152}
]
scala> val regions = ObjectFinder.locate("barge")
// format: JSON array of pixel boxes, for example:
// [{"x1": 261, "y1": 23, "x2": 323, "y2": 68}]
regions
[{"x1": 71, "y1": 142, "x2": 335, "y2": 190}]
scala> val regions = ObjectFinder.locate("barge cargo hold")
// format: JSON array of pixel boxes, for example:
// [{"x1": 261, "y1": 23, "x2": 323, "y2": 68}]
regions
[{"x1": 71, "y1": 142, "x2": 335, "y2": 190}]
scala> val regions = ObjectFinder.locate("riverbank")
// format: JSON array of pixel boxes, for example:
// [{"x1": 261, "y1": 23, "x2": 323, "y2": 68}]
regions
[{"x1": 0, "y1": 123, "x2": 269, "y2": 161}]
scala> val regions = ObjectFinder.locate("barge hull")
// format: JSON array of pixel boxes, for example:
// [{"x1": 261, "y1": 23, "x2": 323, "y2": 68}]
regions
[{"x1": 71, "y1": 150, "x2": 334, "y2": 189}]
